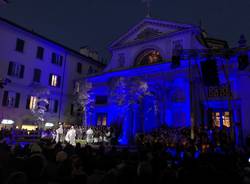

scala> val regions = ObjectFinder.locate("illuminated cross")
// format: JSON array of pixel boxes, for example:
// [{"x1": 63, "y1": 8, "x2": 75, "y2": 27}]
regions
[{"x1": 142, "y1": 0, "x2": 152, "y2": 18}]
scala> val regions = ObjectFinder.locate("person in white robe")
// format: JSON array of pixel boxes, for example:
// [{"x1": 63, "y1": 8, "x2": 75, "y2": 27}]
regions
[
  {"x1": 65, "y1": 126, "x2": 76, "y2": 146},
  {"x1": 86, "y1": 127, "x2": 94, "y2": 144},
  {"x1": 56, "y1": 124, "x2": 64, "y2": 143},
  {"x1": 104, "y1": 129, "x2": 111, "y2": 142}
]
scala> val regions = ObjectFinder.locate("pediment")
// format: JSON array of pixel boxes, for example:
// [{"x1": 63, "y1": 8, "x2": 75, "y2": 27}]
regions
[
  {"x1": 135, "y1": 27, "x2": 163, "y2": 41},
  {"x1": 110, "y1": 17, "x2": 195, "y2": 49}
]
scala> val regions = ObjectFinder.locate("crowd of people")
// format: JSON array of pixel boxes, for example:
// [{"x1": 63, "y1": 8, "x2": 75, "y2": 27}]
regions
[
  {"x1": 0, "y1": 124, "x2": 115, "y2": 147},
  {"x1": 53, "y1": 124, "x2": 114, "y2": 146},
  {"x1": 135, "y1": 125, "x2": 236, "y2": 153},
  {"x1": 0, "y1": 124, "x2": 250, "y2": 183},
  {"x1": 0, "y1": 134, "x2": 250, "y2": 184}
]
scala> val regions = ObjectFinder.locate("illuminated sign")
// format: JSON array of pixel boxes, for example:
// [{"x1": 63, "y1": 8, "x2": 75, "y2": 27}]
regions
[
  {"x1": 1, "y1": 119, "x2": 14, "y2": 125},
  {"x1": 45, "y1": 122, "x2": 54, "y2": 127}
]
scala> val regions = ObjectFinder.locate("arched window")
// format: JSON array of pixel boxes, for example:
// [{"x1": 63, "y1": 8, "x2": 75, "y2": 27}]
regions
[{"x1": 135, "y1": 49, "x2": 163, "y2": 66}]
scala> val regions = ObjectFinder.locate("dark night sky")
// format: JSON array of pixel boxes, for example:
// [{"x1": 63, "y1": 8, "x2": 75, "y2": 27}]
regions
[{"x1": 0, "y1": 0, "x2": 249, "y2": 60}]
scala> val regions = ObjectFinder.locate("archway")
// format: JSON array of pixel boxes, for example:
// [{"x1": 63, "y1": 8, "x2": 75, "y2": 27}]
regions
[{"x1": 135, "y1": 49, "x2": 163, "y2": 66}]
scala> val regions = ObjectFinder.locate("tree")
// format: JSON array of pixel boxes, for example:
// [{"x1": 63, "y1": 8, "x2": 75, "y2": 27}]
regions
[
  {"x1": 30, "y1": 84, "x2": 50, "y2": 128},
  {"x1": 111, "y1": 76, "x2": 151, "y2": 104},
  {"x1": 148, "y1": 73, "x2": 172, "y2": 126},
  {"x1": 109, "y1": 76, "x2": 151, "y2": 143},
  {"x1": 110, "y1": 76, "x2": 151, "y2": 116},
  {"x1": 73, "y1": 80, "x2": 94, "y2": 126}
]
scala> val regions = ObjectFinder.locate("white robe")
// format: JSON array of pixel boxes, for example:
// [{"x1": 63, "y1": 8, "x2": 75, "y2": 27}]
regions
[
  {"x1": 86, "y1": 128, "x2": 93, "y2": 143},
  {"x1": 56, "y1": 126, "x2": 63, "y2": 143},
  {"x1": 65, "y1": 129, "x2": 76, "y2": 146}
]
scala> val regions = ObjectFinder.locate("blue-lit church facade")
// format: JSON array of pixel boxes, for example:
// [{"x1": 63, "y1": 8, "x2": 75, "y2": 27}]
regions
[{"x1": 84, "y1": 17, "x2": 250, "y2": 144}]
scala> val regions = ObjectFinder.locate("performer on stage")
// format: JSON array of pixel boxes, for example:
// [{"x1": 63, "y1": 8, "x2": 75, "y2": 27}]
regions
[
  {"x1": 65, "y1": 126, "x2": 76, "y2": 146},
  {"x1": 86, "y1": 127, "x2": 94, "y2": 144},
  {"x1": 55, "y1": 123, "x2": 64, "y2": 143}
]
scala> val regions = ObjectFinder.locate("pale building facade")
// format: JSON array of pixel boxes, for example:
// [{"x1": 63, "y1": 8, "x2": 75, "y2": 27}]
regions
[{"x1": 0, "y1": 17, "x2": 104, "y2": 127}]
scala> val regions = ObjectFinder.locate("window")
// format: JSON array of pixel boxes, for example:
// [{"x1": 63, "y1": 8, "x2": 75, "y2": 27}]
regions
[
  {"x1": 212, "y1": 112, "x2": 221, "y2": 127},
  {"x1": 33, "y1": 68, "x2": 41, "y2": 83},
  {"x1": 2, "y1": 91, "x2": 20, "y2": 108},
  {"x1": 222, "y1": 111, "x2": 230, "y2": 127},
  {"x1": 95, "y1": 96, "x2": 108, "y2": 105},
  {"x1": 135, "y1": 49, "x2": 163, "y2": 66},
  {"x1": 96, "y1": 113, "x2": 107, "y2": 126},
  {"x1": 212, "y1": 111, "x2": 231, "y2": 128},
  {"x1": 88, "y1": 66, "x2": 93, "y2": 74},
  {"x1": 36, "y1": 46, "x2": 44, "y2": 59},
  {"x1": 49, "y1": 74, "x2": 61, "y2": 87},
  {"x1": 46, "y1": 99, "x2": 59, "y2": 113},
  {"x1": 77, "y1": 62, "x2": 82, "y2": 74},
  {"x1": 26, "y1": 95, "x2": 38, "y2": 110},
  {"x1": 51, "y1": 52, "x2": 63, "y2": 66},
  {"x1": 70, "y1": 104, "x2": 74, "y2": 116},
  {"x1": 7, "y1": 62, "x2": 25, "y2": 78},
  {"x1": 15, "y1": 38, "x2": 25, "y2": 52}
]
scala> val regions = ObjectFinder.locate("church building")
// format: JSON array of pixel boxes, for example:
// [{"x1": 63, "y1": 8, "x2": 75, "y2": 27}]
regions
[{"x1": 81, "y1": 17, "x2": 250, "y2": 144}]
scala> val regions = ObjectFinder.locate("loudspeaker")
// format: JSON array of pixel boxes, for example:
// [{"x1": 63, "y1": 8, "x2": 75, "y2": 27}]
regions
[
  {"x1": 201, "y1": 59, "x2": 219, "y2": 86},
  {"x1": 238, "y1": 54, "x2": 248, "y2": 70},
  {"x1": 171, "y1": 55, "x2": 180, "y2": 68}
]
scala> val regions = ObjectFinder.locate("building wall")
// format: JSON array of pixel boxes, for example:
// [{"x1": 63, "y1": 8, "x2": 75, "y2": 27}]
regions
[
  {"x1": 85, "y1": 18, "x2": 250, "y2": 145},
  {"x1": 0, "y1": 18, "x2": 103, "y2": 126},
  {"x1": 105, "y1": 30, "x2": 202, "y2": 71}
]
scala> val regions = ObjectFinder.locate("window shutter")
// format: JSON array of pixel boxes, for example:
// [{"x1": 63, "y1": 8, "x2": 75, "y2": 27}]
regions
[
  {"x1": 77, "y1": 63, "x2": 82, "y2": 74},
  {"x1": 49, "y1": 74, "x2": 52, "y2": 85},
  {"x1": 8, "y1": 62, "x2": 13, "y2": 75},
  {"x1": 57, "y1": 76, "x2": 61, "y2": 87},
  {"x1": 54, "y1": 100, "x2": 58, "y2": 113},
  {"x1": 33, "y1": 69, "x2": 41, "y2": 82},
  {"x1": 59, "y1": 56, "x2": 63, "y2": 66},
  {"x1": 15, "y1": 93, "x2": 20, "y2": 108},
  {"x1": 26, "y1": 95, "x2": 31, "y2": 109},
  {"x1": 19, "y1": 65, "x2": 25, "y2": 78},
  {"x1": 37, "y1": 69, "x2": 41, "y2": 82},
  {"x1": 2, "y1": 91, "x2": 8, "y2": 106},
  {"x1": 70, "y1": 104, "x2": 74, "y2": 116},
  {"x1": 52, "y1": 53, "x2": 56, "y2": 64},
  {"x1": 37, "y1": 47, "x2": 44, "y2": 59}
]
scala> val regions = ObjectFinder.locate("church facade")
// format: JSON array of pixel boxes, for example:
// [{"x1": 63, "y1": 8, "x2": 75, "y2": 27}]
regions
[{"x1": 82, "y1": 17, "x2": 250, "y2": 144}]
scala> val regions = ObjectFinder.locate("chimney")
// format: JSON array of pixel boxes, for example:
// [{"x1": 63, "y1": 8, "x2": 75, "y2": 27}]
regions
[{"x1": 80, "y1": 46, "x2": 99, "y2": 61}]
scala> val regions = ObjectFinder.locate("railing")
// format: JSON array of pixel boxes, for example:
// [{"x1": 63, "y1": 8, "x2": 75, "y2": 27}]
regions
[{"x1": 207, "y1": 85, "x2": 232, "y2": 98}]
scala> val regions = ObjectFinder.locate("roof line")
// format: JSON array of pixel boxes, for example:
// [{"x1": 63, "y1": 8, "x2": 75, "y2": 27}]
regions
[
  {"x1": 108, "y1": 17, "x2": 197, "y2": 50},
  {"x1": 110, "y1": 28, "x2": 199, "y2": 51},
  {"x1": 0, "y1": 16, "x2": 105, "y2": 67}
]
